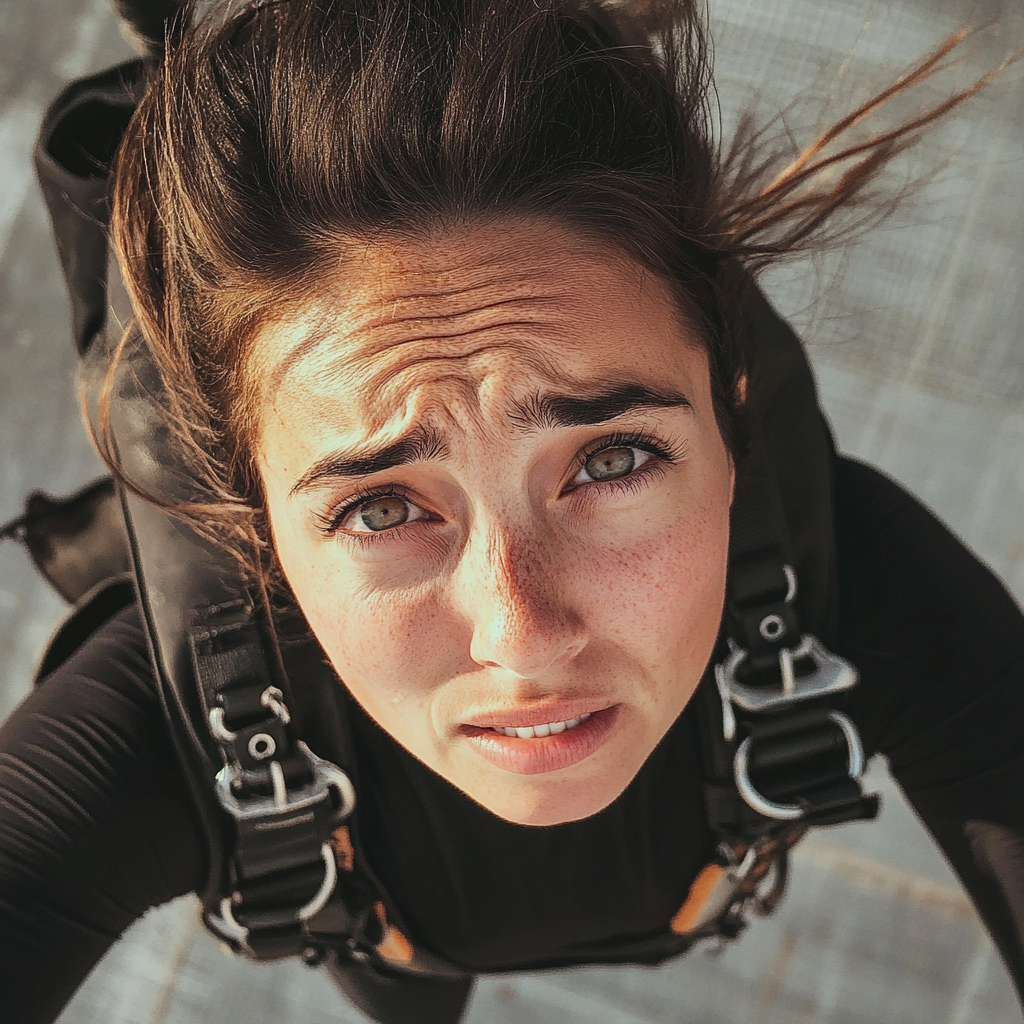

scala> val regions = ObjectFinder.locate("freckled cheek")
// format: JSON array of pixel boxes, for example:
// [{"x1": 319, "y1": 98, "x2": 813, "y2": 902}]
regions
[
  {"x1": 288, "y1": 553, "x2": 460, "y2": 708},
  {"x1": 576, "y1": 507, "x2": 729, "y2": 663}
]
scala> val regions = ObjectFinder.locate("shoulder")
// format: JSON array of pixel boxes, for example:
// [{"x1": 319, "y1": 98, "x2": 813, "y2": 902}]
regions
[
  {"x1": 0, "y1": 597, "x2": 205, "y2": 1021},
  {"x1": 833, "y1": 456, "x2": 1024, "y2": 779}
]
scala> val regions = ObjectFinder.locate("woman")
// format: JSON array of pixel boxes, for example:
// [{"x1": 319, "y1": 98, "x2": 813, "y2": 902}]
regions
[{"x1": 3, "y1": 1, "x2": 1023, "y2": 1022}]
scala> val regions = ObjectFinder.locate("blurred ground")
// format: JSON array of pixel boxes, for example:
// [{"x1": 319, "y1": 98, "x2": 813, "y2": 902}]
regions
[{"x1": 1, "y1": 0, "x2": 1022, "y2": 1022}]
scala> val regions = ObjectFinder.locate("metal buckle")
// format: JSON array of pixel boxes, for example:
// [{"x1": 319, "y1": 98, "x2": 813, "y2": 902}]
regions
[
  {"x1": 208, "y1": 742, "x2": 356, "y2": 952},
  {"x1": 687, "y1": 839, "x2": 788, "y2": 949},
  {"x1": 732, "y1": 710, "x2": 865, "y2": 821},
  {"x1": 215, "y1": 740, "x2": 356, "y2": 821},
  {"x1": 207, "y1": 841, "x2": 339, "y2": 948},
  {"x1": 714, "y1": 634, "x2": 858, "y2": 741}
]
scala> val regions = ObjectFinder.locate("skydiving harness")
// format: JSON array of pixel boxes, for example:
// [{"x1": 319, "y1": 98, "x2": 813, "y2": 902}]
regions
[
  {"x1": 674, "y1": 439, "x2": 880, "y2": 944},
  {"x1": 10, "y1": 56, "x2": 880, "y2": 977}
]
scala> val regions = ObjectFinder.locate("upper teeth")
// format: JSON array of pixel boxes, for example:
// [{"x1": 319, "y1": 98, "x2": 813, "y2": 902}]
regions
[{"x1": 491, "y1": 713, "x2": 591, "y2": 739}]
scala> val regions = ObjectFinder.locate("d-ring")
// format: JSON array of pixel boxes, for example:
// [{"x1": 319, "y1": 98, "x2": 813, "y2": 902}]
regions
[
  {"x1": 208, "y1": 842, "x2": 338, "y2": 948},
  {"x1": 733, "y1": 711, "x2": 865, "y2": 820}
]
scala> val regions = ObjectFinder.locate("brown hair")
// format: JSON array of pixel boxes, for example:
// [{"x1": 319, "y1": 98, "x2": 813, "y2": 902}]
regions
[{"x1": 102, "y1": 0, "x2": 1004, "y2": 572}]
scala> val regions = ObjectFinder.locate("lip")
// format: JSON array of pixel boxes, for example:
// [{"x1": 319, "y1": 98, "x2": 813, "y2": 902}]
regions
[
  {"x1": 461, "y1": 699, "x2": 613, "y2": 730},
  {"x1": 460, "y1": 704, "x2": 621, "y2": 775}
]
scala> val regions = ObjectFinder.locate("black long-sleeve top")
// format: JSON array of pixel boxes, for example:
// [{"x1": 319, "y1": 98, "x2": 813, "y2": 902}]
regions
[{"x1": 2, "y1": 456, "x2": 1024, "y2": 1023}]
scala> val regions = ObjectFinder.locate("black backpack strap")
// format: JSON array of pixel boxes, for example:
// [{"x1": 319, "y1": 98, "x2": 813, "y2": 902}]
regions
[
  {"x1": 99, "y1": 261, "x2": 367, "y2": 958},
  {"x1": 710, "y1": 437, "x2": 879, "y2": 832},
  {"x1": 685, "y1": 295, "x2": 880, "y2": 942}
]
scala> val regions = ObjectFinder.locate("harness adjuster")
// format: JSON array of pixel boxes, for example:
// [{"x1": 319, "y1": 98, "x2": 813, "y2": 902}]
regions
[
  {"x1": 215, "y1": 740, "x2": 356, "y2": 822},
  {"x1": 207, "y1": 741, "x2": 357, "y2": 952},
  {"x1": 715, "y1": 634, "x2": 866, "y2": 822},
  {"x1": 715, "y1": 559, "x2": 873, "y2": 826},
  {"x1": 715, "y1": 635, "x2": 859, "y2": 740}
]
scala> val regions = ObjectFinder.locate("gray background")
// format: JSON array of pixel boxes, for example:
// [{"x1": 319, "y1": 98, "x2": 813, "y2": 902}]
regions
[{"x1": 1, "y1": 0, "x2": 1022, "y2": 1021}]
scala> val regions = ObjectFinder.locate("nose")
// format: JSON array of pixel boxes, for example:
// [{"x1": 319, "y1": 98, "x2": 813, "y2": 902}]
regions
[{"x1": 459, "y1": 523, "x2": 587, "y2": 678}]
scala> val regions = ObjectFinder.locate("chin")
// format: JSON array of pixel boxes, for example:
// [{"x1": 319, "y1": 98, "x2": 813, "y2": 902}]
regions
[{"x1": 468, "y1": 771, "x2": 633, "y2": 827}]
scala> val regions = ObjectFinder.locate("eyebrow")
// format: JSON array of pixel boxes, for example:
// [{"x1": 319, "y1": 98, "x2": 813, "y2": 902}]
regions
[
  {"x1": 509, "y1": 383, "x2": 692, "y2": 430},
  {"x1": 289, "y1": 426, "x2": 449, "y2": 496},
  {"x1": 289, "y1": 382, "x2": 692, "y2": 496}
]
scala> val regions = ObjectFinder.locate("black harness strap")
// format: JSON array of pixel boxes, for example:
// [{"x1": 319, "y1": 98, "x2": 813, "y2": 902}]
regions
[
  {"x1": 187, "y1": 599, "x2": 356, "y2": 958},
  {"x1": 687, "y1": 420, "x2": 880, "y2": 942},
  {"x1": 98, "y1": 256, "x2": 369, "y2": 961}
]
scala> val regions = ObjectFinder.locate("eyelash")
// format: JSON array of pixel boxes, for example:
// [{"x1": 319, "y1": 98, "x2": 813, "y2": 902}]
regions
[
  {"x1": 575, "y1": 430, "x2": 686, "y2": 478},
  {"x1": 563, "y1": 429, "x2": 686, "y2": 503},
  {"x1": 314, "y1": 486, "x2": 416, "y2": 539},
  {"x1": 315, "y1": 429, "x2": 686, "y2": 539}
]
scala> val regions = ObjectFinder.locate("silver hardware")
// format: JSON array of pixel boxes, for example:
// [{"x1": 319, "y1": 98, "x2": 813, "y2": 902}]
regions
[
  {"x1": 301, "y1": 842, "x2": 339, "y2": 920},
  {"x1": 208, "y1": 685, "x2": 291, "y2": 745},
  {"x1": 714, "y1": 656, "x2": 739, "y2": 743},
  {"x1": 758, "y1": 613, "x2": 785, "y2": 642},
  {"x1": 687, "y1": 841, "x2": 782, "y2": 944},
  {"x1": 783, "y1": 564, "x2": 797, "y2": 603},
  {"x1": 722, "y1": 842, "x2": 758, "y2": 881},
  {"x1": 269, "y1": 760, "x2": 287, "y2": 809},
  {"x1": 779, "y1": 645, "x2": 796, "y2": 695},
  {"x1": 716, "y1": 634, "x2": 858, "y2": 717},
  {"x1": 733, "y1": 710, "x2": 865, "y2": 820},
  {"x1": 209, "y1": 898, "x2": 248, "y2": 945},
  {"x1": 261, "y1": 685, "x2": 291, "y2": 725},
  {"x1": 208, "y1": 707, "x2": 237, "y2": 743},
  {"x1": 248, "y1": 733, "x2": 276, "y2": 761},
  {"x1": 751, "y1": 848, "x2": 789, "y2": 917},
  {"x1": 207, "y1": 842, "x2": 338, "y2": 950},
  {"x1": 216, "y1": 740, "x2": 356, "y2": 822},
  {"x1": 828, "y1": 710, "x2": 864, "y2": 780}
]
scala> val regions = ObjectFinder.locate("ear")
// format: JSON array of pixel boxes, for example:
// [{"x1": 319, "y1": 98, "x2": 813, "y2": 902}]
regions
[{"x1": 735, "y1": 372, "x2": 748, "y2": 406}]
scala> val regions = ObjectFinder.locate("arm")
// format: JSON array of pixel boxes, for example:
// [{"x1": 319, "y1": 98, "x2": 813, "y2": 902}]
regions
[
  {"x1": 0, "y1": 604, "x2": 204, "y2": 1023},
  {"x1": 835, "y1": 456, "x2": 1024, "y2": 995}
]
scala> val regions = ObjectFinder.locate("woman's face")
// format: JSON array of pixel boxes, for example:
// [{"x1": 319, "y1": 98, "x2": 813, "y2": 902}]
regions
[{"x1": 256, "y1": 220, "x2": 733, "y2": 826}]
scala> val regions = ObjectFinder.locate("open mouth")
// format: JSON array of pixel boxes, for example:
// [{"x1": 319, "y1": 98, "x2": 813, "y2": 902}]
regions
[
  {"x1": 461, "y1": 705, "x2": 619, "y2": 775},
  {"x1": 487, "y1": 712, "x2": 592, "y2": 739}
]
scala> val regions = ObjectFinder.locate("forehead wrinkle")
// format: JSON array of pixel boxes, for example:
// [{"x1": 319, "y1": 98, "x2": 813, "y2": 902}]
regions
[
  {"x1": 339, "y1": 345, "x2": 564, "y2": 455},
  {"x1": 371, "y1": 265, "x2": 554, "y2": 306},
  {"x1": 355, "y1": 340, "x2": 560, "y2": 418},
  {"x1": 258, "y1": 305, "x2": 352, "y2": 407},
  {"x1": 263, "y1": 287, "x2": 567, "y2": 408},
  {"x1": 372, "y1": 296, "x2": 554, "y2": 336},
  {"x1": 256, "y1": 224, "x2": 692, "y2": 443},
  {"x1": 348, "y1": 287, "x2": 576, "y2": 360}
]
